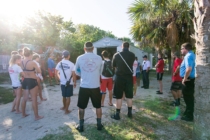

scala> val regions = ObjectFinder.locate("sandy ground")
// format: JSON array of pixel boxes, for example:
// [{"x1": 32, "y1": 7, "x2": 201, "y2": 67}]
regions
[{"x1": 0, "y1": 75, "x2": 173, "y2": 140}]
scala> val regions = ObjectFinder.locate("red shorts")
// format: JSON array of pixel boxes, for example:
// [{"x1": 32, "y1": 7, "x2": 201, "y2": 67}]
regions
[
  {"x1": 100, "y1": 78, "x2": 113, "y2": 92},
  {"x1": 133, "y1": 76, "x2": 136, "y2": 85},
  {"x1": 48, "y1": 68, "x2": 55, "y2": 77}
]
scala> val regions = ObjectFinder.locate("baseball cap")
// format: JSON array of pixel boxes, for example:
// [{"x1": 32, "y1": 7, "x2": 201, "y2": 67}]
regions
[
  {"x1": 62, "y1": 50, "x2": 70, "y2": 58},
  {"x1": 143, "y1": 55, "x2": 147, "y2": 58}
]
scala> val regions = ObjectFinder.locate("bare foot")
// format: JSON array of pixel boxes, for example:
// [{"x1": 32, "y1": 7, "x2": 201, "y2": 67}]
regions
[
  {"x1": 35, "y1": 116, "x2": 44, "y2": 121},
  {"x1": 22, "y1": 114, "x2": 30, "y2": 118},
  {"x1": 60, "y1": 107, "x2": 65, "y2": 110},
  {"x1": 15, "y1": 110, "x2": 22, "y2": 114},
  {"x1": 41, "y1": 98, "x2": 47, "y2": 101},
  {"x1": 11, "y1": 109, "x2": 16, "y2": 112},
  {"x1": 65, "y1": 110, "x2": 72, "y2": 114}
]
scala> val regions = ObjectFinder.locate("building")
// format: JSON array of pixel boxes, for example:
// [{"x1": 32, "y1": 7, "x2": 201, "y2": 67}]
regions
[{"x1": 92, "y1": 37, "x2": 152, "y2": 66}]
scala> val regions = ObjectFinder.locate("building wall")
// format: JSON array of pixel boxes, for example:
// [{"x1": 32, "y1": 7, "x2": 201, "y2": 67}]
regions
[
  {"x1": 129, "y1": 46, "x2": 148, "y2": 65},
  {"x1": 0, "y1": 55, "x2": 11, "y2": 73}
]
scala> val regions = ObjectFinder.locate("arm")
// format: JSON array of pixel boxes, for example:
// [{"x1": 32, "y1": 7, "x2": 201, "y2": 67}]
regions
[
  {"x1": 146, "y1": 61, "x2": 151, "y2": 72},
  {"x1": 112, "y1": 54, "x2": 116, "y2": 69},
  {"x1": 56, "y1": 69, "x2": 60, "y2": 80},
  {"x1": 182, "y1": 55, "x2": 193, "y2": 85},
  {"x1": 140, "y1": 65, "x2": 142, "y2": 71},
  {"x1": 72, "y1": 71, "x2": 76, "y2": 88},
  {"x1": 33, "y1": 62, "x2": 41, "y2": 74},
  {"x1": 173, "y1": 65, "x2": 180, "y2": 76},
  {"x1": 75, "y1": 58, "x2": 81, "y2": 76}
]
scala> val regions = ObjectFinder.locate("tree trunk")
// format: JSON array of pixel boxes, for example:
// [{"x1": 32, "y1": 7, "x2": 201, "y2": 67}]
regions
[
  {"x1": 193, "y1": 0, "x2": 210, "y2": 140},
  {"x1": 171, "y1": 46, "x2": 176, "y2": 76}
]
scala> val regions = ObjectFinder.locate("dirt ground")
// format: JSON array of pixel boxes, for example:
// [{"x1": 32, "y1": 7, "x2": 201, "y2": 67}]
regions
[{"x1": 0, "y1": 74, "x2": 192, "y2": 140}]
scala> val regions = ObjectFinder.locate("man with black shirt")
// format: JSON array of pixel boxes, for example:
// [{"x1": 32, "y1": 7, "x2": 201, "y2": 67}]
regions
[{"x1": 111, "y1": 42, "x2": 135, "y2": 120}]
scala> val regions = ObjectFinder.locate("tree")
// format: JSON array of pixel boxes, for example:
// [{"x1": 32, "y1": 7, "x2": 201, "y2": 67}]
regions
[{"x1": 192, "y1": 0, "x2": 210, "y2": 139}]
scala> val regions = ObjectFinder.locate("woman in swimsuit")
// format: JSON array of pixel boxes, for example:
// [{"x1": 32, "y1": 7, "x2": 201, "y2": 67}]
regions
[
  {"x1": 9, "y1": 54, "x2": 24, "y2": 114},
  {"x1": 20, "y1": 47, "x2": 44, "y2": 121},
  {"x1": 32, "y1": 53, "x2": 47, "y2": 102}
]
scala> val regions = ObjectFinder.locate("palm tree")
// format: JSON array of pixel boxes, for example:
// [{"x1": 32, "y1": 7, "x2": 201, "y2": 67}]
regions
[{"x1": 192, "y1": 0, "x2": 210, "y2": 139}]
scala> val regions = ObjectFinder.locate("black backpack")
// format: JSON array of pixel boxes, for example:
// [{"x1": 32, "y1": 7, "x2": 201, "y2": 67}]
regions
[{"x1": 102, "y1": 60, "x2": 115, "y2": 77}]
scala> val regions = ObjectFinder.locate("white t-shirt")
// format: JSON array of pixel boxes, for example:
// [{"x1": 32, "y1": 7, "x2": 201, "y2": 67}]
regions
[
  {"x1": 101, "y1": 59, "x2": 112, "y2": 79},
  {"x1": 8, "y1": 64, "x2": 23, "y2": 87},
  {"x1": 56, "y1": 59, "x2": 75, "y2": 85},
  {"x1": 33, "y1": 60, "x2": 43, "y2": 80},
  {"x1": 142, "y1": 60, "x2": 151, "y2": 70},
  {"x1": 75, "y1": 52, "x2": 103, "y2": 88},
  {"x1": 133, "y1": 60, "x2": 138, "y2": 76}
]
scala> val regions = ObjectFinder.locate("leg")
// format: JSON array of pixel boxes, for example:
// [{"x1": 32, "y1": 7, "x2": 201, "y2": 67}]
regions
[
  {"x1": 116, "y1": 99, "x2": 122, "y2": 109},
  {"x1": 49, "y1": 77, "x2": 52, "y2": 86},
  {"x1": 122, "y1": 92, "x2": 125, "y2": 100},
  {"x1": 136, "y1": 77, "x2": 140, "y2": 87},
  {"x1": 65, "y1": 97, "x2": 71, "y2": 114},
  {"x1": 15, "y1": 88, "x2": 22, "y2": 114},
  {"x1": 142, "y1": 71, "x2": 146, "y2": 87},
  {"x1": 60, "y1": 97, "x2": 66, "y2": 110},
  {"x1": 177, "y1": 90, "x2": 182, "y2": 98},
  {"x1": 145, "y1": 71, "x2": 149, "y2": 88},
  {"x1": 171, "y1": 90, "x2": 178, "y2": 100},
  {"x1": 96, "y1": 108, "x2": 102, "y2": 118},
  {"x1": 37, "y1": 78, "x2": 46, "y2": 101},
  {"x1": 22, "y1": 90, "x2": 30, "y2": 118},
  {"x1": 78, "y1": 108, "x2": 85, "y2": 120},
  {"x1": 11, "y1": 90, "x2": 16, "y2": 112},
  {"x1": 126, "y1": 98, "x2": 133, "y2": 108},
  {"x1": 133, "y1": 84, "x2": 137, "y2": 96},
  {"x1": 101, "y1": 94, "x2": 105, "y2": 106},
  {"x1": 108, "y1": 90, "x2": 113, "y2": 105},
  {"x1": 30, "y1": 87, "x2": 44, "y2": 120},
  {"x1": 159, "y1": 80, "x2": 163, "y2": 93}
]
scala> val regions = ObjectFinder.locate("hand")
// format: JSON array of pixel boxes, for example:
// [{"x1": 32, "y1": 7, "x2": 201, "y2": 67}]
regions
[
  {"x1": 41, "y1": 79, "x2": 44, "y2": 82},
  {"x1": 173, "y1": 73, "x2": 176, "y2": 76},
  {"x1": 73, "y1": 82, "x2": 76, "y2": 88},
  {"x1": 182, "y1": 78, "x2": 190, "y2": 85}
]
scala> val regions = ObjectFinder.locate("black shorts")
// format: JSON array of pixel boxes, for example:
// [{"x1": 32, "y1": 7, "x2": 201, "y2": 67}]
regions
[
  {"x1": 157, "y1": 73, "x2": 163, "y2": 81},
  {"x1": 61, "y1": 85, "x2": 73, "y2": 97},
  {"x1": 13, "y1": 87, "x2": 21, "y2": 90},
  {"x1": 170, "y1": 81, "x2": 182, "y2": 91},
  {"x1": 22, "y1": 78, "x2": 38, "y2": 90},
  {"x1": 77, "y1": 87, "x2": 101, "y2": 109},
  {"x1": 113, "y1": 75, "x2": 133, "y2": 99}
]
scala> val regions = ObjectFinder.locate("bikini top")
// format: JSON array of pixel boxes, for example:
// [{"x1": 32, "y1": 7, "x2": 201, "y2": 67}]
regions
[{"x1": 22, "y1": 60, "x2": 35, "y2": 72}]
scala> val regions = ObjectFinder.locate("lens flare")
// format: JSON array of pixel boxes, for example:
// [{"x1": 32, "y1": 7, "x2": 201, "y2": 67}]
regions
[{"x1": 168, "y1": 106, "x2": 180, "y2": 120}]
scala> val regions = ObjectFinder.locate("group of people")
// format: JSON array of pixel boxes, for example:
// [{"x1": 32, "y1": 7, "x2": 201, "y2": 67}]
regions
[{"x1": 8, "y1": 41, "x2": 195, "y2": 133}]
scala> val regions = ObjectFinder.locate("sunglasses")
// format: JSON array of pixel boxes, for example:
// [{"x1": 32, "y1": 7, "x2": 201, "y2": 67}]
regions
[{"x1": 181, "y1": 48, "x2": 185, "y2": 50}]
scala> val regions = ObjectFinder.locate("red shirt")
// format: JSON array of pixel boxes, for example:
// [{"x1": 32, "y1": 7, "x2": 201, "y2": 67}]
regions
[
  {"x1": 157, "y1": 59, "x2": 164, "y2": 73},
  {"x1": 173, "y1": 58, "x2": 183, "y2": 81}
]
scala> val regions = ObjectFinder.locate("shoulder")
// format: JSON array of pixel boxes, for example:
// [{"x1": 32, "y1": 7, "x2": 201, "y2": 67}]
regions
[{"x1": 68, "y1": 61, "x2": 75, "y2": 66}]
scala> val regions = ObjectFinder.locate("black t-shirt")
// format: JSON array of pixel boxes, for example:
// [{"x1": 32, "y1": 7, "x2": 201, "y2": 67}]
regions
[{"x1": 112, "y1": 48, "x2": 135, "y2": 76}]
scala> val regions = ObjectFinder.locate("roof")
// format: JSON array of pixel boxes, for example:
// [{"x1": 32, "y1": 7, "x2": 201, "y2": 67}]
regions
[{"x1": 93, "y1": 37, "x2": 124, "y2": 48}]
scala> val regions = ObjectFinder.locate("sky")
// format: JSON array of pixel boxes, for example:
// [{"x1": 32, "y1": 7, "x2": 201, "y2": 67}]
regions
[{"x1": 1, "y1": 0, "x2": 135, "y2": 38}]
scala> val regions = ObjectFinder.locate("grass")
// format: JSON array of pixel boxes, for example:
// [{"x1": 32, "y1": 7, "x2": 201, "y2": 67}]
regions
[
  {"x1": 40, "y1": 98, "x2": 193, "y2": 140},
  {"x1": 0, "y1": 73, "x2": 11, "y2": 84},
  {"x1": 0, "y1": 87, "x2": 14, "y2": 104}
]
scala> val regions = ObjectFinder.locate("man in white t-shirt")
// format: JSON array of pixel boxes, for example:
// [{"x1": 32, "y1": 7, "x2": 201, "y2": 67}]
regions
[
  {"x1": 133, "y1": 59, "x2": 138, "y2": 96},
  {"x1": 142, "y1": 55, "x2": 150, "y2": 89},
  {"x1": 100, "y1": 50, "x2": 114, "y2": 107},
  {"x1": 75, "y1": 42, "x2": 103, "y2": 132},
  {"x1": 55, "y1": 51, "x2": 76, "y2": 115}
]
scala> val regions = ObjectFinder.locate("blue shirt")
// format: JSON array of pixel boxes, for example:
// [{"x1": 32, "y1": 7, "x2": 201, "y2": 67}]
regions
[
  {"x1": 180, "y1": 51, "x2": 196, "y2": 78},
  {"x1": 47, "y1": 58, "x2": 55, "y2": 72},
  {"x1": 136, "y1": 61, "x2": 141, "y2": 73}
]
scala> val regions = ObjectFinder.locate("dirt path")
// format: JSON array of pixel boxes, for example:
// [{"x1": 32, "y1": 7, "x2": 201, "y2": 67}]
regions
[{"x1": 0, "y1": 75, "x2": 174, "y2": 140}]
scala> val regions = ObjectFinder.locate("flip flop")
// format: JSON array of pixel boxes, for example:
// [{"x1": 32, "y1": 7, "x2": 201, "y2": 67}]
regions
[{"x1": 108, "y1": 103, "x2": 113, "y2": 106}]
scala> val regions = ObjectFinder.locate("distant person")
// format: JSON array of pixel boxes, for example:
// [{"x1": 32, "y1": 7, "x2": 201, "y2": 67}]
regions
[
  {"x1": 141, "y1": 55, "x2": 150, "y2": 89},
  {"x1": 133, "y1": 58, "x2": 138, "y2": 96},
  {"x1": 155, "y1": 53, "x2": 164, "y2": 94},
  {"x1": 100, "y1": 50, "x2": 114, "y2": 107},
  {"x1": 18, "y1": 49, "x2": 24, "y2": 59},
  {"x1": 170, "y1": 52, "x2": 182, "y2": 106},
  {"x1": 75, "y1": 42, "x2": 103, "y2": 132},
  {"x1": 20, "y1": 47, "x2": 43, "y2": 120},
  {"x1": 32, "y1": 53, "x2": 47, "y2": 102},
  {"x1": 55, "y1": 51, "x2": 76, "y2": 114},
  {"x1": 47, "y1": 54, "x2": 59, "y2": 86},
  {"x1": 180, "y1": 43, "x2": 195, "y2": 122},
  {"x1": 111, "y1": 42, "x2": 135, "y2": 120},
  {"x1": 9, "y1": 54, "x2": 24, "y2": 114},
  {"x1": 135, "y1": 57, "x2": 142, "y2": 87}
]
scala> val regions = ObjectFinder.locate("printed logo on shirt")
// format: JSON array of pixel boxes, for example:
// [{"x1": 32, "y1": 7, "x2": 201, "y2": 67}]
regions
[
  {"x1": 59, "y1": 63, "x2": 70, "y2": 70},
  {"x1": 9, "y1": 67, "x2": 14, "y2": 74},
  {"x1": 82, "y1": 59, "x2": 98, "y2": 72}
]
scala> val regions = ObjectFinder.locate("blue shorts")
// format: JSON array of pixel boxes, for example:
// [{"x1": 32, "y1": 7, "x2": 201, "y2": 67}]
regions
[
  {"x1": 136, "y1": 72, "x2": 141, "y2": 78},
  {"x1": 61, "y1": 85, "x2": 73, "y2": 97}
]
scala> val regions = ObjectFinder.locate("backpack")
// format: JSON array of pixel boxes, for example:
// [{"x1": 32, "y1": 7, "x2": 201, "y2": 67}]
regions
[{"x1": 102, "y1": 60, "x2": 115, "y2": 77}]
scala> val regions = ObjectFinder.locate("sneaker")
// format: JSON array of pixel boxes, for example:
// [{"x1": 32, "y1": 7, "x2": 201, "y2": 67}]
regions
[
  {"x1": 97, "y1": 124, "x2": 104, "y2": 130},
  {"x1": 76, "y1": 125, "x2": 84, "y2": 132},
  {"x1": 141, "y1": 86, "x2": 145, "y2": 88},
  {"x1": 170, "y1": 101, "x2": 178, "y2": 106},
  {"x1": 111, "y1": 114, "x2": 120, "y2": 120},
  {"x1": 156, "y1": 90, "x2": 160, "y2": 93},
  {"x1": 181, "y1": 116, "x2": 193, "y2": 122},
  {"x1": 144, "y1": 87, "x2": 149, "y2": 89},
  {"x1": 156, "y1": 92, "x2": 163, "y2": 94},
  {"x1": 127, "y1": 112, "x2": 132, "y2": 118}
]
